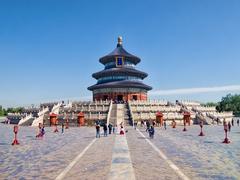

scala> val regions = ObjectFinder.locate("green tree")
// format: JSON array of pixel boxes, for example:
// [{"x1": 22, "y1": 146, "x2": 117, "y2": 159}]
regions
[{"x1": 216, "y1": 94, "x2": 240, "y2": 115}]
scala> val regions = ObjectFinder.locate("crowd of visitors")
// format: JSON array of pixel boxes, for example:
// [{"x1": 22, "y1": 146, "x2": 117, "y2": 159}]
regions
[{"x1": 95, "y1": 122, "x2": 124, "y2": 138}]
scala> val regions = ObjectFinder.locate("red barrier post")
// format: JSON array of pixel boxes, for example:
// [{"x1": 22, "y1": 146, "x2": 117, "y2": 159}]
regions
[
  {"x1": 183, "y1": 112, "x2": 190, "y2": 131},
  {"x1": 12, "y1": 125, "x2": 20, "y2": 145},
  {"x1": 65, "y1": 117, "x2": 69, "y2": 129}
]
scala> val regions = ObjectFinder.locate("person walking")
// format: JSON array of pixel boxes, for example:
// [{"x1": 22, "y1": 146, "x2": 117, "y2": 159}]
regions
[
  {"x1": 103, "y1": 124, "x2": 108, "y2": 137},
  {"x1": 146, "y1": 121, "x2": 150, "y2": 132},
  {"x1": 228, "y1": 121, "x2": 231, "y2": 132},
  {"x1": 134, "y1": 121, "x2": 137, "y2": 130},
  {"x1": 61, "y1": 123, "x2": 64, "y2": 134},
  {"x1": 113, "y1": 125, "x2": 115, "y2": 134},
  {"x1": 232, "y1": 118, "x2": 234, "y2": 126},
  {"x1": 120, "y1": 126, "x2": 125, "y2": 135},
  {"x1": 149, "y1": 126, "x2": 155, "y2": 139},
  {"x1": 108, "y1": 123, "x2": 112, "y2": 134},
  {"x1": 41, "y1": 125, "x2": 45, "y2": 137},
  {"x1": 96, "y1": 124, "x2": 100, "y2": 138},
  {"x1": 115, "y1": 125, "x2": 118, "y2": 134},
  {"x1": 141, "y1": 120, "x2": 144, "y2": 127},
  {"x1": 237, "y1": 119, "x2": 240, "y2": 126},
  {"x1": 163, "y1": 120, "x2": 167, "y2": 130}
]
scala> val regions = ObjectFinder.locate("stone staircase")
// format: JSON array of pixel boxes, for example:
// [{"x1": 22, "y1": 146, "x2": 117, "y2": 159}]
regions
[
  {"x1": 196, "y1": 113, "x2": 213, "y2": 125},
  {"x1": 31, "y1": 107, "x2": 49, "y2": 126},
  {"x1": 18, "y1": 114, "x2": 34, "y2": 126},
  {"x1": 109, "y1": 104, "x2": 117, "y2": 126},
  {"x1": 124, "y1": 103, "x2": 132, "y2": 126},
  {"x1": 108, "y1": 103, "x2": 133, "y2": 127}
]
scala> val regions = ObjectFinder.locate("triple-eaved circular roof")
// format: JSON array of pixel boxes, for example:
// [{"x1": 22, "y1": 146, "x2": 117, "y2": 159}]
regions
[{"x1": 88, "y1": 37, "x2": 152, "y2": 92}]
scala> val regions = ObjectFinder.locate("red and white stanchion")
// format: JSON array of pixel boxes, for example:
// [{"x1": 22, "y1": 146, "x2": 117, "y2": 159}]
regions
[
  {"x1": 65, "y1": 118, "x2": 69, "y2": 129},
  {"x1": 222, "y1": 123, "x2": 230, "y2": 144},
  {"x1": 12, "y1": 125, "x2": 20, "y2": 145},
  {"x1": 199, "y1": 121, "x2": 204, "y2": 136}
]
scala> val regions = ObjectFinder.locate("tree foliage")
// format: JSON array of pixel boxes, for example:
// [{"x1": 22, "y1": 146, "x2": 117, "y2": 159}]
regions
[
  {"x1": 216, "y1": 94, "x2": 240, "y2": 115},
  {"x1": 0, "y1": 106, "x2": 24, "y2": 116}
]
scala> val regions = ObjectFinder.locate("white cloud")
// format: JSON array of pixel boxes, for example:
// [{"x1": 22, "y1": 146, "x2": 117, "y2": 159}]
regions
[{"x1": 150, "y1": 85, "x2": 240, "y2": 96}]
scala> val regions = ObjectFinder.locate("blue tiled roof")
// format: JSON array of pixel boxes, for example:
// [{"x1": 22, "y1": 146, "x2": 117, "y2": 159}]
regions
[
  {"x1": 88, "y1": 80, "x2": 152, "y2": 91},
  {"x1": 92, "y1": 68, "x2": 148, "y2": 79},
  {"x1": 99, "y1": 44, "x2": 141, "y2": 65}
]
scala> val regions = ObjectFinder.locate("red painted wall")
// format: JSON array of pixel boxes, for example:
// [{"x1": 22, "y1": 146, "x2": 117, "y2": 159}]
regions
[{"x1": 93, "y1": 92, "x2": 148, "y2": 101}]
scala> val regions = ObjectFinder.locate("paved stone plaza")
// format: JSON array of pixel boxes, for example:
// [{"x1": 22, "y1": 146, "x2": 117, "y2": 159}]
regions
[{"x1": 0, "y1": 123, "x2": 240, "y2": 180}]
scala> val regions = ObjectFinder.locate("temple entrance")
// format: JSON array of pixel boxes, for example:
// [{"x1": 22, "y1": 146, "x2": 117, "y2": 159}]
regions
[
  {"x1": 117, "y1": 95, "x2": 123, "y2": 102},
  {"x1": 132, "y1": 95, "x2": 138, "y2": 101}
]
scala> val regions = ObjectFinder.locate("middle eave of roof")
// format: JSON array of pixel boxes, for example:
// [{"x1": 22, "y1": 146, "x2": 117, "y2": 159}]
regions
[{"x1": 92, "y1": 68, "x2": 148, "y2": 79}]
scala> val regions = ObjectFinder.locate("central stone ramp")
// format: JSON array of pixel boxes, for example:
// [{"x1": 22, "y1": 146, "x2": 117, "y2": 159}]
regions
[
  {"x1": 126, "y1": 128, "x2": 181, "y2": 180},
  {"x1": 64, "y1": 135, "x2": 115, "y2": 180},
  {"x1": 108, "y1": 134, "x2": 135, "y2": 180}
]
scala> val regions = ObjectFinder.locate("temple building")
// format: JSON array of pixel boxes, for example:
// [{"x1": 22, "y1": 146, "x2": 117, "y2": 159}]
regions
[{"x1": 88, "y1": 37, "x2": 152, "y2": 101}]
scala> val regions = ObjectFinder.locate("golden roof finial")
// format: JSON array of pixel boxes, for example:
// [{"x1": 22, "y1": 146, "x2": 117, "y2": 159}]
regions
[{"x1": 118, "y1": 36, "x2": 123, "y2": 45}]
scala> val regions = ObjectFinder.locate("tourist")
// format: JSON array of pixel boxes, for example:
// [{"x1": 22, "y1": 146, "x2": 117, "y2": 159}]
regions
[
  {"x1": 163, "y1": 120, "x2": 167, "y2": 130},
  {"x1": 146, "y1": 121, "x2": 150, "y2": 132},
  {"x1": 113, "y1": 125, "x2": 115, "y2": 134},
  {"x1": 103, "y1": 124, "x2": 108, "y2": 136},
  {"x1": 96, "y1": 124, "x2": 100, "y2": 138},
  {"x1": 108, "y1": 123, "x2": 112, "y2": 134},
  {"x1": 61, "y1": 123, "x2": 64, "y2": 134},
  {"x1": 149, "y1": 126, "x2": 154, "y2": 139},
  {"x1": 216, "y1": 118, "x2": 220, "y2": 125},
  {"x1": 120, "y1": 126, "x2": 125, "y2": 135},
  {"x1": 134, "y1": 121, "x2": 137, "y2": 130},
  {"x1": 231, "y1": 118, "x2": 234, "y2": 126},
  {"x1": 36, "y1": 124, "x2": 45, "y2": 138},
  {"x1": 228, "y1": 121, "x2": 231, "y2": 132},
  {"x1": 41, "y1": 125, "x2": 45, "y2": 137},
  {"x1": 115, "y1": 125, "x2": 118, "y2": 133},
  {"x1": 141, "y1": 120, "x2": 144, "y2": 127},
  {"x1": 237, "y1": 119, "x2": 239, "y2": 126}
]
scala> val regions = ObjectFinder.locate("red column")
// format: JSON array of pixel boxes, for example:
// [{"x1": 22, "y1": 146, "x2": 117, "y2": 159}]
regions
[
  {"x1": 156, "y1": 112, "x2": 163, "y2": 127},
  {"x1": 50, "y1": 113, "x2": 57, "y2": 127},
  {"x1": 77, "y1": 112, "x2": 85, "y2": 127},
  {"x1": 183, "y1": 112, "x2": 190, "y2": 131}
]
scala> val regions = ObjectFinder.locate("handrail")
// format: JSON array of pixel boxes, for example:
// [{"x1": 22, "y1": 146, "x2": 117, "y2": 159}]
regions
[
  {"x1": 106, "y1": 100, "x2": 113, "y2": 125},
  {"x1": 128, "y1": 101, "x2": 135, "y2": 127},
  {"x1": 31, "y1": 107, "x2": 49, "y2": 126},
  {"x1": 18, "y1": 113, "x2": 33, "y2": 125}
]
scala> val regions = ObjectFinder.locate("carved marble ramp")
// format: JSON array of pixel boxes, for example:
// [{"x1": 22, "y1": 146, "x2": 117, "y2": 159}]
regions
[{"x1": 108, "y1": 134, "x2": 135, "y2": 180}]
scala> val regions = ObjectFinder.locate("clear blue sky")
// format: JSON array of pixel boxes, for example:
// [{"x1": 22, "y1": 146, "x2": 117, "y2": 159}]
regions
[{"x1": 0, "y1": 0, "x2": 240, "y2": 107}]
